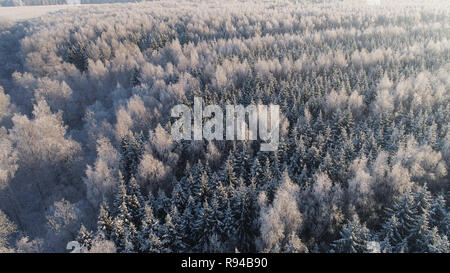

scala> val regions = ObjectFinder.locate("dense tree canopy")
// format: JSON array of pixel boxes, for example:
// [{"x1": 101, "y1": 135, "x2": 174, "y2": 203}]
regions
[{"x1": 0, "y1": 0, "x2": 448, "y2": 253}]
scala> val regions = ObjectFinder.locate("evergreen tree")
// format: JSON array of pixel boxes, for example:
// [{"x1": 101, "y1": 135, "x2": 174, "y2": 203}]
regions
[
  {"x1": 238, "y1": 176, "x2": 260, "y2": 252},
  {"x1": 221, "y1": 152, "x2": 238, "y2": 187},
  {"x1": 126, "y1": 177, "x2": 145, "y2": 230},
  {"x1": 430, "y1": 194, "x2": 450, "y2": 236},
  {"x1": 332, "y1": 216, "x2": 370, "y2": 253},
  {"x1": 110, "y1": 173, "x2": 140, "y2": 252},
  {"x1": 162, "y1": 205, "x2": 186, "y2": 253},
  {"x1": 380, "y1": 190, "x2": 416, "y2": 253},
  {"x1": 139, "y1": 204, "x2": 162, "y2": 253},
  {"x1": 235, "y1": 143, "x2": 251, "y2": 181},
  {"x1": 119, "y1": 134, "x2": 145, "y2": 182},
  {"x1": 191, "y1": 201, "x2": 213, "y2": 252},
  {"x1": 409, "y1": 185, "x2": 434, "y2": 252},
  {"x1": 250, "y1": 157, "x2": 263, "y2": 184},
  {"x1": 426, "y1": 227, "x2": 449, "y2": 253},
  {"x1": 77, "y1": 224, "x2": 93, "y2": 251},
  {"x1": 97, "y1": 202, "x2": 114, "y2": 240},
  {"x1": 180, "y1": 196, "x2": 196, "y2": 250},
  {"x1": 260, "y1": 157, "x2": 273, "y2": 192}
]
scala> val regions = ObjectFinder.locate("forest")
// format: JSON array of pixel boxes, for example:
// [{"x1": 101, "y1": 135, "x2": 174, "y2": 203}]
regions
[
  {"x1": 0, "y1": 0, "x2": 449, "y2": 253},
  {"x1": 0, "y1": 0, "x2": 152, "y2": 7}
]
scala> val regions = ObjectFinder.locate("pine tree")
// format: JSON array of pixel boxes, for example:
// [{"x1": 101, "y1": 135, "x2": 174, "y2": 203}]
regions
[
  {"x1": 126, "y1": 177, "x2": 145, "y2": 230},
  {"x1": 222, "y1": 201, "x2": 236, "y2": 245},
  {"x1": 208, "y1": 171, "x2": 221, "y2": 191},
  {"x1": 409, "y1": 213, "x2": 432, "y2": 253},
  {"x1": 235, "y1": 143, "x2": 251, "y2": 181},
  {"x1": 209, "y1": 193, "x2": 224, "y2": 236},
  {"x1": 171, "y1": 205, "x2": 187, "y2": 252},
  {"x1": 119, "y1": 134, "x2": 144, "y2": 182},
  {"x1": 222, "y1": 152, "x2": 238, "y2": 187},
  {"x1": 77, "y1": 224, "x2": 93, "y2": 251},
  {"x1": 139, "y1": 204, "x2": 162, "y2": 253},
  {"x1": 188, "y1": 161, "x2": 205, "y2": 200},
  {"x1": 171, "y1": 178, "x2": 189, "y2": 213},
  {"x1": 161, "y1": 205, "x2": 186, "y2": 253},
  {"x1": 270, "y1": 151, "x2": 281, "y2": 181},
  {"x1": 111, "y1": 173, "x2": 139, "y2": 252},
  {"x1": 121, "y1": 225, "x2": 137, "y2": 253},
  {"x1": 198, "y1": 168, "x2": 210, "y2": 204},
  {"x1": 266, "y1": 163, "x2": 286, "y2": 203},
  {"x1": 232, "y1": 177, "x2": 247, "y2": 252},
  {"x1": 250, "y1": 157, "x2": 263, "y2": 184},
  {"x1": 413, "y1": 184, "x2": 433, "y2": 218},
  {"x1": 111, "y1": 217, "x2": 125, "y2": 252},
  {"x1": 409, "y1": 185, "x2": 434, "y2": 252},
  {"x1": 212, "y1": 182, "x2": 235, "y2": 245},
  {"x1": 192, "y1": 201, "x2": 213, "y2": 252},
  {"x1": 236, "y1": 176, "x2": 260, "y2": 252},
  {"x1": 97, "y1": 202, "x2": 114, "y2": 240},
  {"x1": 380, "y1": 190, "x2": 416, "y2": 253},
  {"x1": 430, "y1": 194, "x2": 450, "y2": 236},
  {"x1": 288, "y1": 137, "x2": 305, "y2": 178},
  {"x1": 173, "y1": 173, "x2": 194, "y2": 212},
  {"x1": 180, "y1": 196, "x2": 196, "y2": 249},
  {"x1": 332, "y1": 216, "x2": 370, "y2": 253},
  {"x1": 426, "y1": 227, "x2": 449, "y2": 253},
  {"x1": 154, "y1": 188, "x2": 171, "y2": 219},
  {"x1": 260, "y1": 157, "x2": 273, "y2": 192},
  {"x1": 319, "y1": 152, "x2": 333, "y2": 177}
]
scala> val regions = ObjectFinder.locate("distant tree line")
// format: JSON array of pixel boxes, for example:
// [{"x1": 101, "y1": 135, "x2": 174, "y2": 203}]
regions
[{"x1": 0, "y1": 0, "x2": 149, "y2": 7}]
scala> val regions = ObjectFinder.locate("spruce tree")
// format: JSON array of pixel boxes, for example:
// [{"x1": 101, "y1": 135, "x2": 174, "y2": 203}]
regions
[
  {"x1": 119, "y1": 134, "x2": 144, "y2": 183},
  {"x1": 332, "y1": 216, "x2": 370, "y2": 253},
  {"x1": 139, "y1": 204, "x2": 162, "y2": 253},
  {"x1": 380, "y1": 190, "x2": 416, "y2": 253},
  {"x1": 180, "y1": 196, "x2": 196, "y2": 249},
  {"x1": 160, "y1": 205, "x2": 186, "y2": 253},
  {"x1": 97, "y1": 202, "x2": 114, "y2": 240},
  {"x1": 430, "y1": 194, "x2": 450, "y2": 236},
  {"x1": 77, "y1": 224, "x2": 93, "y2": 251}
]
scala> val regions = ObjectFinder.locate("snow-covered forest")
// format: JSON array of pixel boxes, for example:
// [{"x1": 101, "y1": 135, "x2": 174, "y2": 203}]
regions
[
  {"x1": 0, "y1": 0, "x2": 116, "y2": 6},
  {"x1": 0, "y1": 0, "x2": 152, "y2": 7},
  {"x1": 0, "y1": 0, "x2": 449, "y2": 253}
]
